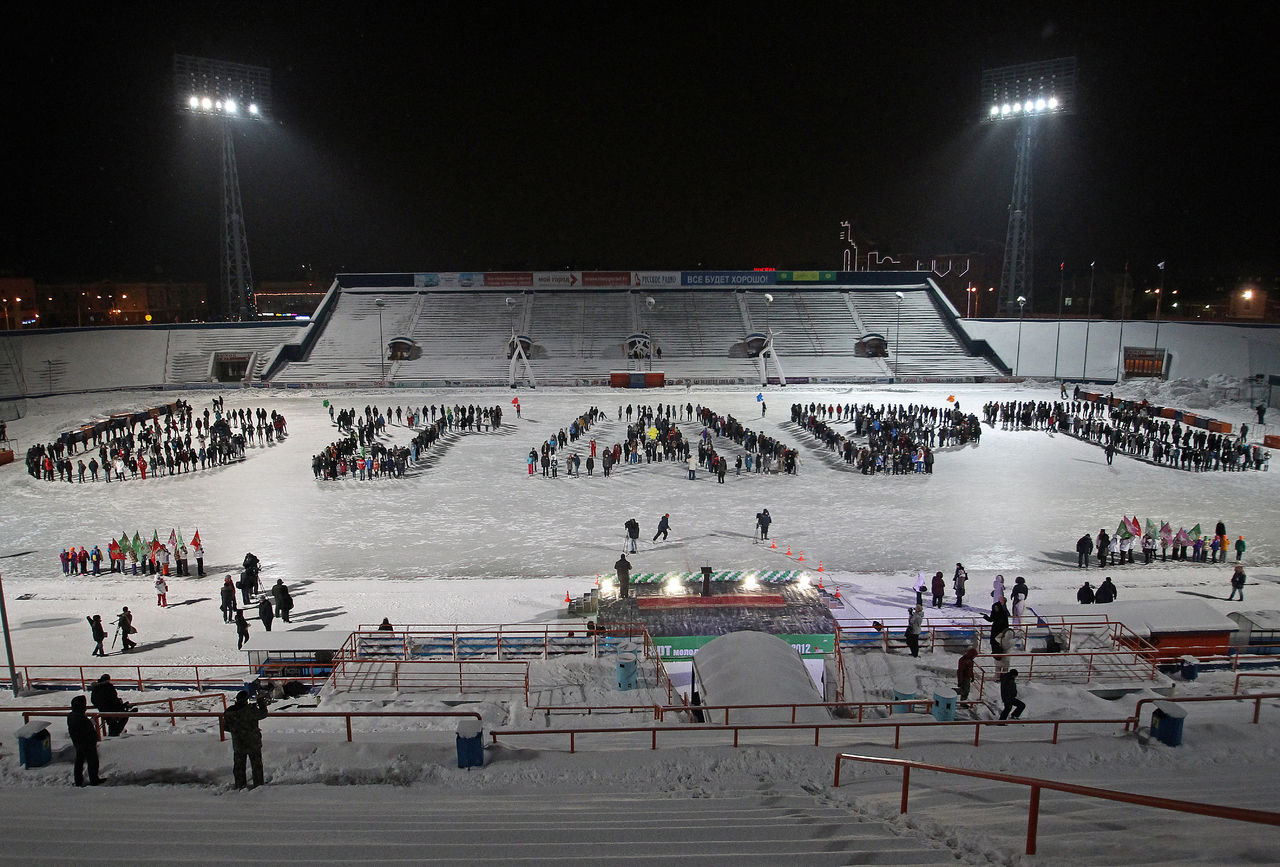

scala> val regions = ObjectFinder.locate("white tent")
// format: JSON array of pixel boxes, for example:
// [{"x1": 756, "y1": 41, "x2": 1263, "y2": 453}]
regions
[{"x1": 692, "y1": 631, "x2": 826, "y2": 724}]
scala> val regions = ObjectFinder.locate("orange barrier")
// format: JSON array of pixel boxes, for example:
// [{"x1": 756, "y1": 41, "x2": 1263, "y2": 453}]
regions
[
  {"x1": 654, "y1": 698, "x2": 984, "y2": 724},
  {"x1": 832, "y1": 752, "x2": 1280, "y2": 855},
  {"x1": 1234, "y1": 671, "x2": 1280, "y2": 693},
  {"x1": 1, "y1": 663, "x2": 328, "y2": 694}
]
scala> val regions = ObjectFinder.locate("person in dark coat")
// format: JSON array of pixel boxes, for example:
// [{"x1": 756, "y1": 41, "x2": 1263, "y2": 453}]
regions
[
  {"x1": 1096, "y1": 530, "x2": 1110, "y2": 568},
  {"x1": 271, "y1": 579, "x2": 293, "y2": 623},
  {"x1": 221, "y1": 690, "x2": 269, "y2": 790},
  {"x1": 116, "y1": 607, "x2": 136, "y2": 651},
  {"x1": 614, "y1": 553, "x2": 632, "y2": 598},
  {"x1": 377, "y1": 618, "x2": 394, "y2": 631},
  {"x1": 1077, "y1": 581, "x2": 1095, "y2": 604},
  {"x1": 953, "y1": 564, "x2": 967, "y2": 607},
  {"x1": 982, "y1": 598, "x2": 1010, "y2": 654},
  {"x1": 930, "y1": 571, "x2": 946, "y2": 608},
  {"x1": 998, "y1": 669, "x2": 1026, "y2": 720},
  {"x1": 652, "y1": 513, "x2": 670, "y2": 542},
  {"x1": 221, "y1": 576, "x2": 238, "y2": 623},
  {"x1": 234, "y1": 610, "x2": 250, "y2": 650},
  {"x1": 624, "y1": 518, "x2": 640, "y2": 553},
  {"x1": 1076, "y1": 534, "x2": 1093, "y2": 568},
  {"x1": 1094, "y1": 577, "x2": 1117, "y2": 603},
  {"x1": 87, "y1": 614, "x2": 107, "y2": 656},
  {"x1": 756, "y1": 509, "x2": 772, "y2": 540},
  {"x1": 89, "y1": 674, "x2": 131, "y2": 736},
  {"x1": 67, "y1": 695, "x2": 102, "y2": 786},
  {"x1": 257, "y1": 596, "x2": 274, "y2": 631},
  {"x1": 956, "y1": 648, "x2": 978, "y2": 701}
]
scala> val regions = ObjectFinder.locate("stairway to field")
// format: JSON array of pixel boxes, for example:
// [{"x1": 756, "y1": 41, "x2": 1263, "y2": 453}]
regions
[{"x1": 0, "y1": 787, "x2": 959, "y2": 864}]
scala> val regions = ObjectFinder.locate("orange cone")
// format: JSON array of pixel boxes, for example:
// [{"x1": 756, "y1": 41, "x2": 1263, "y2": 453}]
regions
[
  {"x1": 786, "y1": 545, "x2": 792, "y2": 556},
  {"x1": 564, "y1": 590, "x2": 571, "y2": 603},
  {"x1": 770, "y1": 540, "x2": 776, "y2": 549},
  {"x1": 818, "y1": 576, "x2": 824, "y2": 590},
  {"x1": 797, "y1": 551, "x2": 805, "y2": 562},
  {"x1": 834, "y1": 587, "x2": 842, "y2": 599},
  {"x1": 818, "y1": 561, "x2": 824, "y2": 572}
]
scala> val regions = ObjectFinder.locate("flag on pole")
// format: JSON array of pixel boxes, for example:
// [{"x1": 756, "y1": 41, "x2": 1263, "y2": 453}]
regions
[
  {"x1": 1159, "y1": 522, "x2": 1173, "y2": 543},
  {"x1": 756, "y1": 393, "x2": 764, "y2": 402},
  {"x1": 1145, "y1": 518, "x2": 1159, "y2": 537},
  {"x1": 131, "y1": 532, "x2": 144, "y2": 558},
  {"x1": 1189, "y1": 523, "x2": 1202, "y2": 540},
  {"x1": 1126, "y1": 516, "x2": 1142, "y2": 537},
  {"x1": 168, "y1": 528, "x2": 178, "y2": 550},
  {"x1": 1115, "y1": 522, "x2": 1131, "y2": 540},
  {"x1": 191, "y1": 529, "x2": 201, "y2": 549},
  {"x1": 176, "y1": 529, "x2": 185, "y2": 550}
]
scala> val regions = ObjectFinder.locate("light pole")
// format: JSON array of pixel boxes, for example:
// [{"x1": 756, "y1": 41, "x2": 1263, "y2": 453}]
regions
[
  {"x1": 1153, "y1": 261, "x2": 1166, "y2": 353},
  {"x1": 1053, "y1": 262, "x2": 1064, "y2": 378},
  {"x1": 1014, "y1": 295, "x2": 1027, "y2": 375},
  {"x1": 375, "y1": 298, "x2": 386, "y2": 383},
  {"x1": 0, "y1": 571, "x2": 18, "y2": 697},
  {"x1": 893, "y1": 291, "x2": 904, "y2": 378},
  {"x1": 1081, "y1": 261, "x2": 1095, "y2": 380},
  {"x1": 966, "y1": 284, "x2": 976, "y2": 318},
  {"x1": 645, "y1": 296, "x2": 656, "y2": 371}
]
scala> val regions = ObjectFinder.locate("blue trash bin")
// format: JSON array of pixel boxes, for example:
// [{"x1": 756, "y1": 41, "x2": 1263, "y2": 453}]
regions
[
  {"x1": 1151, "y1": 701, "x2": 1187, "y2": 747},
  {"x1": 15, "y1": 721, "x2": 52, "y2": 769},
  {"x1": 931, "y1": 692, "x2": 957, "y2": 722},
  {"x1": 456, "y1": 719, "x2": 484, "y2": 769},
  {"x1": 616, "y1": 652, "x2": 639, "y2": 691},
  {"x1": 1179, "y1": 655, "x2": 1200, "y2": 681},
  {"x1": 892, "y1": 685, "x2": 916, "y2": 714}
]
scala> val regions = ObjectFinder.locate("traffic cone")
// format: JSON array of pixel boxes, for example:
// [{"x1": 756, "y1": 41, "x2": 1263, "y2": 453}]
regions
[
  {"x1": 818, "y1": 576, "x2": 824, "y2": 590},
  {"x1": 770, "y1": 540, "x2": 776, "y2": 549},
  {"x1": 564, "y1": 590, "x2": 571, "y2": 603},
  {"x1": 834, "y1": 587, "x2": 841, "y2": 599},
  {"x1": 818, "y1": 561, "x2": 824, "y2": 572},
  {"x1": 797, "y1": 551, "x2": 805, "y2": 562},
  {"x1": 786, "y1": 545, "x2": 792, "y2": 556}
]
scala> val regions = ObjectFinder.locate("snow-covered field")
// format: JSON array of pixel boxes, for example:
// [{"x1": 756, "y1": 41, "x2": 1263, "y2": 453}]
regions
[{"x1": 1, "y1": 378, "x2": 1277, "y2": 864}]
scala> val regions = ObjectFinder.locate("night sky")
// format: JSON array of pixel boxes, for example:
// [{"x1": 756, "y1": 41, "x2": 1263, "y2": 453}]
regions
[{"x1": 5, "y1": 2, "x2": 1276, "y2": 303}]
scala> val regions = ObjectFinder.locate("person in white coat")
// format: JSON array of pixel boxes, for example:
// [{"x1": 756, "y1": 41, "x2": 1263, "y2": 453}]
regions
[
  {"x1": 992, "y1": 574, "x2": 1006, "y2": 603},
  {"x1": 154, "y1": 575, "x2": 168, "y2": 607}
]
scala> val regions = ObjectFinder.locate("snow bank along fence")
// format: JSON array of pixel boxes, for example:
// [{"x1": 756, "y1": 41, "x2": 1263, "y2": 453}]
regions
[
  {"x1": 488, "y1": 714, "x2": 1134, "y2": 754},
  {"x1": 1126, "y1": 692, "x2": 1280, "y2": 732},
  {"x1": 832, "y1": 752, "x2": 1280, "y2": 856},
  {"x1": 6, "y1": 707, "x2": 484, "y2": 744}
]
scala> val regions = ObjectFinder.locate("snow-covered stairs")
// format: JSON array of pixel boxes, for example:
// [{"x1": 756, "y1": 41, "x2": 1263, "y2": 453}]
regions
[{"x1": 0, "y1": 787, "x2": 957, "y2": 864}]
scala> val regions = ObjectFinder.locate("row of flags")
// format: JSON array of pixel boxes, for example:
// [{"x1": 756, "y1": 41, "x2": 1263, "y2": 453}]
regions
[
  {"x1": 1112, "y1": 516, "x2": 1208, "y2": 544},
  {"x1": 107, "y1": 529, "x2": 201, "y2": 561}
]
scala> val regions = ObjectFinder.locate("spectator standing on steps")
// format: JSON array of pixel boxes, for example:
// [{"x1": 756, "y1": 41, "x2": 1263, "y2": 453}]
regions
[
  {"x1": 67, "y1": 696, "x2": 102, "y2": 787},
  {"x1": 221, "y1": 691, "x2": 269, "y2": 790},
  {"x1": 956, "y1": 648, "x2": 978, "y2": 701},
  {"x1": 998, "y1": 669, "x2": 1026, "y2": 720},
  {"x1": 904, "y1": 603, "x2": 924, "y2": 658}
]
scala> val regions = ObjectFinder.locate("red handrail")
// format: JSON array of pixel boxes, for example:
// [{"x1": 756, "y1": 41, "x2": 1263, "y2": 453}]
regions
[
  {"x1": 489, "y1": 716, "x2": 1132, "y2": 753},
  {"x1": 832, "y1": 752, "x2": 1280, "y2": 855},
  {"x1": 1234, "y1": 671, "x2": 1280, "y2": 693},
  {"x1": 6, "y1": 708, "x2": 482, "y2": 743},
  {"x1": 1128, "y1": 692, "x2": 1280, "y2": 731},
  {"x1": 653, "y1": 698, "x2": 984, "y2": 724}
]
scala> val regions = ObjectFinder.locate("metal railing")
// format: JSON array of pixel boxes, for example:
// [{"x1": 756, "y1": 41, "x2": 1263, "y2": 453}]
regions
[
  {"x1": 489, "y1": 715, "x2": 1132, "y2": 754},
  {"x1": 4, "y1": 707, "x2": 483, "y2": 743},
  {"x1": 1127, "y1": 692, "x2": 1280, "y2": 731},
  {"x1": 327, "y1": 657, "x2": 530, "y2": 702},
  {"x1": 832, "y1": 752, "x2": 1280, "y2": 855},
  {"x1": 1234, "y1": 671, "x2": 1280, "y2": 693},
  {"x1": 653, "y1": 698, "x2": 985, "y2": 724},
  {"x1": 0, "y1": 663, "x2": 328, "y2": 694}
]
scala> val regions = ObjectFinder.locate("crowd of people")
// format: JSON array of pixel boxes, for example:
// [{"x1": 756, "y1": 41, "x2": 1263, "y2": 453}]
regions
[
  {"x1": 26, "y1": 399, "x2": 284, "y2": 483},
  {"x1": 985, "y1": 395, "x2": 1270, "y2": 472},
  {"x1": 790, "y1": 401, "x2": 981, "y2": 475},
  {"x1": 315, "y1": 403, "x2": 503, "y2": 481},
  {"x1": 1075, "y1": 519, "x2": 1245, "y2": 567}
]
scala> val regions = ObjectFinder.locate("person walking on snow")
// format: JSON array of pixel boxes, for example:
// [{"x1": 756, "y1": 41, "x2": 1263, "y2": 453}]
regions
[
  {"x1": 234, "y1": 610, "x2": 250, "y2": 650},
  {"x1": 652, "y1": 513, "x2": 670, "y2": 542},
  {"x1": 154, "y1": 575, "x2": 167, "y2": 607},
  {"x1": 998, "y1": 669, "x2": 1026, "y2": 720},
  {"x1": 116, "y1": 607, "x2": 136, "y2": 651},
  {"x1": 87, "y1": 614, "x2": 107, "y2": 656},
  {"x1": 957, "y1": 647, "x2": 978, "y2": 700},
  {"x1": 258, "y1": 596, "x2": 274, "y2": 632},
  {"x1": 1228, "y1": 565, "x2": 1246, "y2": 601}
]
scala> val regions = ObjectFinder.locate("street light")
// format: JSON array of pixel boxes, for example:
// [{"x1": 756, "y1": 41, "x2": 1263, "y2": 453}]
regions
[
  {"x1": 966, "y1": 284, "x2": 976, "y2": 318},
  {"x1": 893, "y1": 291, "x2": 904, "y2": 378},
  {"x1": 1014, "y1": 295, "x2": 1027, "y2": 376},
  {"x1": 1153, "y1": 261, "x2": 1166, "y2": 353},
  {"x1": 1081, "y1": 261, "x2": 1095, "y2": 380},
  {"x1": 1053, "y1": 263, "x2": 1064, "y2": 379},
  {"x1": 375, "y1": 298, "x2": 386, "y2": 383},
  {"x1": 0, "y1": 570, "x2": 18, "y2": 697},
  {"x1": 174, "y1": 55, "x2": 271, "y2": 321}
]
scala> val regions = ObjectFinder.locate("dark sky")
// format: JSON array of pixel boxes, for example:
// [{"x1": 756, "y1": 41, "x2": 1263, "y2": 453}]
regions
[{"x1": 5, "y1": 2, "x2": 1276, "y2": 297}]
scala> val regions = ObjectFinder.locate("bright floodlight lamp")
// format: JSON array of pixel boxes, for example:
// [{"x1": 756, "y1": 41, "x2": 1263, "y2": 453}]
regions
[
  {"x1": 981, "y1": 57, "x2": 1078, "y2": 318},
  {"x1": 173, "y1": 54, "x2": 271, "y2": 322}
]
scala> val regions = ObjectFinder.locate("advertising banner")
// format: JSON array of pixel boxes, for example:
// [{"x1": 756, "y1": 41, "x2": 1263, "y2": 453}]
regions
[
  {"x1": 484, "y1": 272, "x2": 534, "y2": 287},
  {"x1": 413, "y1": 273, "x2": 440, "y2": 287},
  {"x1": 435, "y1": 273, "x2": 483, "y2": 288},
  {"x1": 682, "y1": 271, "x2": 778, "y2": 286},
  {"x1": 581, "y1": 271, "x2": 632, "y2": 287},
  {"x1": 533, "y1": 271, "x2": 580, "y2": 287},
  {"x1": 633, "y1": 271, "x2": 681, "y2": 288},
  {"x1": 649, "y1": 633, "x2": 834, "y2": 660},
  {"x1": 777, "y1": 271, "x2": 837, "y2": 283}
]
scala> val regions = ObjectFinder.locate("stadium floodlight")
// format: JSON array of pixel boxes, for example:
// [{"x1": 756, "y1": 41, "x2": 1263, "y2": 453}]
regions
[
  {"x1": 981, "y1": 57, "x2": 1077, "y2": 317},
  {"x1": 173, "y1": 54, "x2": 271, "y2": 321}
]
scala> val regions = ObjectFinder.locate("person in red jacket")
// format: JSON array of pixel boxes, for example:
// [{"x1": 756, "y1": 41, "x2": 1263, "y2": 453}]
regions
[{"x1": 957, "y1": 648, "x2": 978, "y2": 700}]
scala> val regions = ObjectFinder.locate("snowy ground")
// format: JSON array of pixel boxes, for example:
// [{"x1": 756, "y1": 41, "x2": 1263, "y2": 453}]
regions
[{"x1": 1, "y1": 379, "x2": 1278, "y2": 863}]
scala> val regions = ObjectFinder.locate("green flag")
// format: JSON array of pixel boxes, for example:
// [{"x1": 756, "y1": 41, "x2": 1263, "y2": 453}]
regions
[
  {"x1": 1145, "y1": 518, "x2": 1159, "y2": 537},
  {"x1": 131, "y1": 532, "x2": 144, "y2": 558},
  {"x1": 1189, "y1": 523, "x2": 1202, "y2": 540},
  {"x1": 1115, "y1": 522, "x2": 1131, "y2": 540}
]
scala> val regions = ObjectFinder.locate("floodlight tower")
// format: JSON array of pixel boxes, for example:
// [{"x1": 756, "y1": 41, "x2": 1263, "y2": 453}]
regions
[
  {"x1": 173, "y1": 55, "x2": 272, "y2": 321},
  {"x1": 981, "y1": 57, "x2": 1077, "y2": 316}
]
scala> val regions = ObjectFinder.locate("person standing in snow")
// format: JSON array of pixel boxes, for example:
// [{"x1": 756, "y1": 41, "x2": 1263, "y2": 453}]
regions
[
  {"x1": 1077, "y1": 581, "x2": 1095, "y2": 604},
  {"x1": 154, "y1": 575, "x2": 167, "y2": 607},
  {"x1": 1077, "y1": 533, "x2": 1093, "y2": 568},
  {"x1": 1096, "y1": 529, "x2": 1110, "y2": 568},
  {"x1": 67, "y1": 695, "x2": 102, "y2": 787},
  {"x1": 614, "y1": 553, "x2": 632, "y2": 599},
  {"x1": 982, "y1": 597, "x2": 1010, "y2": 654},
  {"x1": 953, "y1": 563, "x2": 967, "y2": 607},
  {"x1": 234, "y1": 609, "x2": 250, "y2": 650},
  {"x1": 991, "y1": 574, "x2": 1006, "y2": 603},
  {"x1": 756, "y1": 509, "x2": 771, "y2": 541},
  {"x1": 1228, "y1": 565, "x2": 1246, "y2": 601},
  {"x1": 930, "y1": 571, "x2": 946, "y2": 608},
  {"x1": 272, "y1": 579, "x2": 293, "y2": 623},
  {"x1": 192, "y1": 540, "x2": 205, "y2": 576},
  {"x1": 221, "y1": 691, "x2": 269, "y2": 790},
  {"x1": 220, "y1": 576, "x2": 238, "y2": 623},
  {"x1": 257, "y1": 596, "x2": 274, "y2": 632},
  {"x1": 652, "y1": 513, "x2": 670, "y2": 543},
  {"x1": 1094, "y1": 577, "x2": 1117, "y2": 603},
  {"x1": 115, "y1": 607, "x2": 136, "y2": 652},
  {"x1": 904, "y1": 604, "x2": 924, "y2": 658},
  {"x1": 624, "y1": 518, "x2": 640, "y2": 554},
  {"x1": 956, "y1": 647, "x2": 978, "y2": 701}
]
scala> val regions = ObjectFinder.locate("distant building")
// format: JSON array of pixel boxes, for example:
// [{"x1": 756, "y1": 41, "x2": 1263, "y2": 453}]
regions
[
  {"x1": 252, "y1": 281, "x2": 326, "y2": 318},
  {"x1": 24, "y1": 281, "x2": 209, "y2": 328}
]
